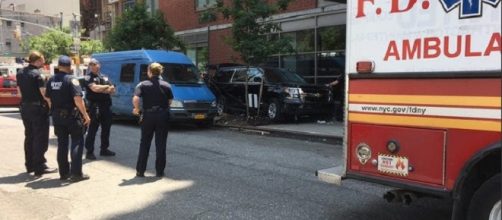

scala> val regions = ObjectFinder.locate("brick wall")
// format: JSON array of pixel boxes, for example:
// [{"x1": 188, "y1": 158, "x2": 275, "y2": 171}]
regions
[
  {"x1": 160, "y1": 0, "x2": 317, "y2": 32},
  {"x1": 208, "y1": 28, "x2": 242, "y2": 64},
  {"x1": 161, "y1": 0, "x2": 318, "y2": 65}
]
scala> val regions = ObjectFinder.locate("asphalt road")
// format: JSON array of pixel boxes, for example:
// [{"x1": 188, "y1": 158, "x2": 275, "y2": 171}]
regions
[{"x1": 0, "y1": 112, "x2": 451, "y2": 220}]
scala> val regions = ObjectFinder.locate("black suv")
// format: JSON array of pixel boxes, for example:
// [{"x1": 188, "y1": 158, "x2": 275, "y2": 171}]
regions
[{"x1": 208, "y1": 66, "x2": 334, "y2": 121}]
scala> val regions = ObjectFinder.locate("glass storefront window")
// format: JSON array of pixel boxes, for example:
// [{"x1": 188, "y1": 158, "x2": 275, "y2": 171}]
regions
[
  {"x1": 281, "y1": 54, "x2": 315, "y2": 78},
  {"x1": 196, "y1": 47, "x2": 208, "y2": 71},
  {"x1": 261, "y1": 56, "x2": 279, "y2": 68},
  {"x1": 317, "y1": 52, "x2": 345, "y2": 76},
  {"x1": 318, "y1": 25, "x2": 346, "y2": 51},
  {"x1": 186, "y1": 46, "x2": 208, "y2": 72},
  {"x1": 187, "y1": 48, "x2": 197, "y2": 65},
  {"x1": 317, "y1": 52, "x2": 345, "y2": 85},
  {"x1": 283, "y1": 29, "x2": 315, "y2": 53}
]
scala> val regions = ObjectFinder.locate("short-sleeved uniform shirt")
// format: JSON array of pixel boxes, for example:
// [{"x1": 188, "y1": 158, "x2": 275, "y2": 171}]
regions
[
  {"x1": 134, "y1": 76, "x2": 173, "y2": 110},
  {"x1": 45, "y1": 72, "x2": 83, "y2": 110},
  {"x1": 84, "y1": 72, "x2": 112, "y2": 103},
  {"x1": 16, "y1": 64, "x2": 45, "y2": 103}
]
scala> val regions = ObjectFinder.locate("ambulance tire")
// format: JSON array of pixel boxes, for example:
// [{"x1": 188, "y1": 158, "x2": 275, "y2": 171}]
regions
[{"x1": 467, "y1": 173, "x2": 501, "y2": 220}]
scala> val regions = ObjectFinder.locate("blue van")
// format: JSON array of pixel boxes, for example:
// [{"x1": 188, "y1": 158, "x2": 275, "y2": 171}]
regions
[{"x1": 91, "y1": 50, "x2": 217, "y2": 125}]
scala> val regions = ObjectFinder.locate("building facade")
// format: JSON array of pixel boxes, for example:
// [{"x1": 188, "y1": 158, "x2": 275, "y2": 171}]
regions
[
  {"x1": 0, "y1": 0, "x2": 79, "y2": 27},
  {"x1": 160, "y1": 0, "x2": 346, "y2": 85},
  {"x1": 83, "y1": 0, "x2": 158, "y2": 40},
  {"x1": 0, "y1": 9, "x2": 61, "y2": 57},
  {"x1": 0, "y1": 0, "x2": 80, "y2": 57}
]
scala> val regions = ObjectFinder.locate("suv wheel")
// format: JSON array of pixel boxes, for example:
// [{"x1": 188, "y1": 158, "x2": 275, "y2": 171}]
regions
[
  {"x1": 267, "y1": 99, "x2": 283, "y2": 122},
  {"x1": 217, "y1": 97, "x2": 225, "y2": 116}
]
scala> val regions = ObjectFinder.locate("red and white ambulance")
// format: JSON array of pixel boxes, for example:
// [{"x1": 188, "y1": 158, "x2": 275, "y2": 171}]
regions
[{"x1": 317, "y1": 0, "x2": 501, "y2": 219}]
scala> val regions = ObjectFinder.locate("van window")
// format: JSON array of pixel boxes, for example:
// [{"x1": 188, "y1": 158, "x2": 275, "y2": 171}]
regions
[
  {"x1": 120, "y1": 63, "x2": 135, "y2": 82},
  {"x1": 161, "y1": 63, "x2": 199, "y2": 84},
  {"x1": 140, "y1": 64, "x2": 148, "y2": 81}
]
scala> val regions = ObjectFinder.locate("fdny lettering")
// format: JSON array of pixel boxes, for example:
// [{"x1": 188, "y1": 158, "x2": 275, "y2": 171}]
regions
[
  {"x1": 356, "y1": 0, "x2": 500, "y2": 18},
  {"x1": 384, "y1": 32, "x2": 501, "y2": 61},
  {"x1": 51, "y1": 81, "x2": 63, "y2": 90},
  {"x1": 356, "y1": 0, "x2": 426, "y2": 18}
]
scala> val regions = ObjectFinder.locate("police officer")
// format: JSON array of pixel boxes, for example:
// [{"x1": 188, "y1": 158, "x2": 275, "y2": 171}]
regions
[
  {"x1": 132, "y1": 63, "x2": 173, "y2": 177},
  {"x1": 84, "y1": 58, "x2": 116, "y2": 160},
  {"x1": 45, "y1": 56, "x2": 91, "y2": 182},
  {"x1": 16, "y1": 50, "x2": 57, "y2": 177}
]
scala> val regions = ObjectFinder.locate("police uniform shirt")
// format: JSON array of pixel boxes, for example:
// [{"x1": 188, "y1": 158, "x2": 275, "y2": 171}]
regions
[
  {"x1": 84, "y1": 72, "x2": 112, "y2": 102},
  {"x1": 134, "y1": 76, "x2": 173, "y2": 110},
  {"x1": 16, "y1": 64, "x2": 45, "y2": 103},
  {"x1": 45, "y1": 72, "x2": 83, "y2": 109}
]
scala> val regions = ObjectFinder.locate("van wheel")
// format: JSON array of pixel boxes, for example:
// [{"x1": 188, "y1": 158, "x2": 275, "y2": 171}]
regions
[
  {"x1": 467, "y1": 173, "x2": 501, "y2": 220},
  {"x1": 217, "y1": 97, "x2": 225, "y2": 116},
  {"x1": 267, "y1": 99, "x2": 283, "y2": 122}
]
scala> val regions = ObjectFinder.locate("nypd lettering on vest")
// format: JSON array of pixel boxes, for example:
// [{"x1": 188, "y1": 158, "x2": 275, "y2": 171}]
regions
[{"x1": 51, "y1": 81, "x2": 63, "y2": 90}]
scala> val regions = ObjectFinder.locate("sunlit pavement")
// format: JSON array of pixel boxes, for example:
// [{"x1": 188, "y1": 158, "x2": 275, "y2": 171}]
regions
[
  {"x1": 0, "y1": 112, "x2": 451, "y2": 220},
  {"x1": 0, "y1": 113, "x2": 193, "y2": 219}
]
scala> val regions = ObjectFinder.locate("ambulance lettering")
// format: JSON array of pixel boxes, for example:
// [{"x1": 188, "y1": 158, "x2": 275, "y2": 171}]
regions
[{"x1": 384, "y1": 32, "x2": 501, "y2": 61}]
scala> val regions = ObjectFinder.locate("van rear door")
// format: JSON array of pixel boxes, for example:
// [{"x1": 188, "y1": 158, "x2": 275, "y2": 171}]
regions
[{"x1": 112, "y1": 63, "x2": 138, "y2": 115}]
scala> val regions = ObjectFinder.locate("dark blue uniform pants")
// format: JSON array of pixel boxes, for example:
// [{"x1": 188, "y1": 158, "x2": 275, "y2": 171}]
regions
[
  {"x1": 85, "y1": 103, "x2": 112, "y2": 153},
  {"x1": 136, "y1": 110, "x2": 169, "y2": 174},
  {"x1": 53, "y1": 113, "x2": 85, "y2": 177},
  {"x1": 20, "y1": 104, "x2": 49, "y2": 173}
]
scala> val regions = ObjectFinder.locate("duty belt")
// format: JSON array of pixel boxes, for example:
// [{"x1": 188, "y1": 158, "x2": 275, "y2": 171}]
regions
[
  {"x1": 53, "y1": 108, "x2": 79, "y2": 118},
  {"x1": 144, "y1": 106, "x2": 167, "y2": 113},
  {"x1": 21, "y1": 101, "x2": 42, "y2": 106}
]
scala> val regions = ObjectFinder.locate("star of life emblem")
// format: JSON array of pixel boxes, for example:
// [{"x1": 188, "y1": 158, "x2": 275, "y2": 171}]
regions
[{"x1": 439, "y1": 0, "x2": 500, "y2": 18}]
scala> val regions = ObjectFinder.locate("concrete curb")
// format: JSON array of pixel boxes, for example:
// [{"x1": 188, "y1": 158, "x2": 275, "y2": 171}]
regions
[{"x1": 215, "y1": 123, "x2": 343, "y2": 144}]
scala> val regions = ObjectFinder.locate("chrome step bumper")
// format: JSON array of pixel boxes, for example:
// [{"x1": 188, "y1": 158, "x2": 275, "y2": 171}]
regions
[{"x1": 316, "y1": 166, "x2": 344, "y2": 185}]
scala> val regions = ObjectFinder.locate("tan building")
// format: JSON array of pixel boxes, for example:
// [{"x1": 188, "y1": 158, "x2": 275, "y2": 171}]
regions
[{"x1": 0, "y1": 0, "x2": 80, "y2": 57}]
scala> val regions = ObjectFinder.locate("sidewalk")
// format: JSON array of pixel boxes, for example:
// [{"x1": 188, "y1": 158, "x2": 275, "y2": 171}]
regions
[
  {"x1": 0, "y1": 107, "x2": 19, "y2": 113},
  {"x1": 215, "y1": 114, "x2": 344, "y2": 144}
]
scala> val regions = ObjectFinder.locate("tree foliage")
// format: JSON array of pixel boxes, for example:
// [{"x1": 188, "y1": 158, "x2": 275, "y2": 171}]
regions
[
  {"x1": 23, "y1": 29, "x2": 73, "y2": 62},
  {"x1": 104, "y1": 3, "x2": 184, "y2": 51},
  {"x1": 201, "y1": 0, "x2": 295, "y2": 65},
  {"x1": 80, "y1": 40, "x2": 105, "y2": 56}
]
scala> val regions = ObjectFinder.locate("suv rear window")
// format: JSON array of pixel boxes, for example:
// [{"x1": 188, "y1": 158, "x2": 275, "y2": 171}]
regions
[
  {"x1": 231, "y1": 69, "x2": 248, "y2": 82},
  {"x1": 215, "y1": 69, "x2": 234, "y2": 83}
]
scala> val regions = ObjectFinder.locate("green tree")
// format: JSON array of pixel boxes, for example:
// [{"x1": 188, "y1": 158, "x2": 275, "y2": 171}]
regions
[
  {"x1": 80, "y1": 39, "x2": 105, "y2": 56},
  {"x1": 23, "y1": 29, "x2": 73, "y2": 62},
  {"x1": 104, "y1": 3, "x2": 184, "y2": 51},
  {"x1": 201, "y1": 0, "x2": 295, "y2": 120},
  {"x1": 201, "y1": 0, "x2": 295, "y2": 65}
]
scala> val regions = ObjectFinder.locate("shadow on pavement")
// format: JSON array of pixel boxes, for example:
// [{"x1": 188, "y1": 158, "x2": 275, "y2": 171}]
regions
[
  {"x1": 0, "y1": 112, "x2": 21, "y2": 120},
  {"x1": 118, "y1": 176, "x2": 161, "y2": 186},
  {"x1": 24, "y1": 177, "x2": 71, "y2": 189},
  {"x1": 0, "y1": 172, "x2": 38, "y2": 184}
]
